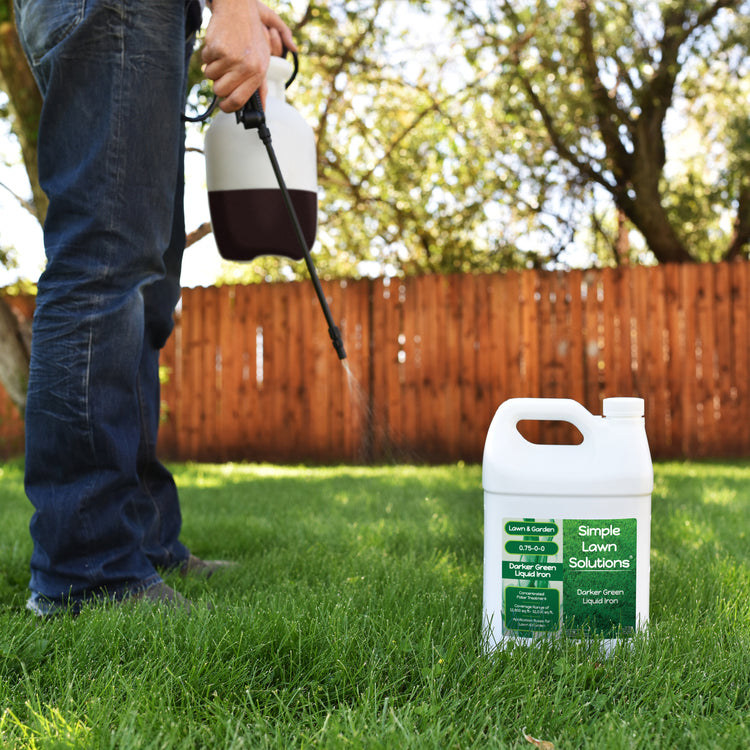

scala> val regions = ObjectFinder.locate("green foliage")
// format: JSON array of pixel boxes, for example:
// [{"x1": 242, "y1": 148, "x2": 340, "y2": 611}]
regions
[
  {"x1": 215, "y1": 255, "x2": 309, "y2": 285},
  {"x1": 259, "y1": 0, "x2": 750, "y2": 272},
  {"x1": 449, "y1": 0, "x2": 750, "y2": 265},
  {"x1": 662, "y1": 47, "x2": 750, "y2": 261},
  {"x1": 5, "y1": 0, "x2": 750, "y2": 276}
]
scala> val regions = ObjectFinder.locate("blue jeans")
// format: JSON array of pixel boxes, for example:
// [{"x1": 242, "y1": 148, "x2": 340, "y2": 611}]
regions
[{"x1": 14, "y1": 0, "x2": 200, "y2": 611}]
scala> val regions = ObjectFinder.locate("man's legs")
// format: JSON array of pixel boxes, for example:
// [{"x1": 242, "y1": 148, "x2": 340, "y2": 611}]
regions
[
  {"x1": 16, "y1": 0, "x2": 194, "y2": 609},
  {"x1": 136, "y1": 138, "x2": 191, "y2": 571}
]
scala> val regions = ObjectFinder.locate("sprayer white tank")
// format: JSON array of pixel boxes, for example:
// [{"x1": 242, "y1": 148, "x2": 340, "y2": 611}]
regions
[
  {"x1": 204, "y1": 56, "x2": 318, "y2": 262},
  {"x1": 482, "y1": 397, "x2": 653, "y2": 653}
]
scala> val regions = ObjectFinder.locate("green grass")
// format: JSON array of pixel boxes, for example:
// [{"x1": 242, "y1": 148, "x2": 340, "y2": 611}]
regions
[{"x1": 0, "y1": 459, "x2": 749, "y2": 748}]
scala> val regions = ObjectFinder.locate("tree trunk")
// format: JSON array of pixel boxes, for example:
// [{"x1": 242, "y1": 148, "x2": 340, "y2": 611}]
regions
[
  {"x1": 615, "y1": 209, "x2": 629, "y2": 266},
  {"x1": 0, "y1": 13, "x2": 41, "y2": 415},
  {"x1": 0, "y1": 298, "x2": 30, "y2": 415},
  {"x1": 0, "y1": 18, "x2": 47, "y2": 223},
  {"x1": 621, "y1": 193, "x2": 691, "y2": 263},
  {"x1": 616, "y1": 114, "x2": 692, "y2": 264}
]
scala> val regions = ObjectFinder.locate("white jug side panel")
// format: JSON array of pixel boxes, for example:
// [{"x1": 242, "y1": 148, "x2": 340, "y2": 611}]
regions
[
  {"x1": 635, "y1": 510, "x2": 651, "y2": 628},
  {"x1": 205, "y1": 129, "x2": 279, "y2": 192},
  {"x1": 482, "y1": 495, "x2": 505, "y2": 633},
  {"x1": 482, "y1": 441, "x2": 652, "y2": 496},
  {"x1": 269, "y1": 132, "x2": 318, "y2": 190},
  {"x1": 207, "y1": 129, "x2": 317, "y2": 193},
  {"x1": 484, "y1": 492, "x2": 651, "y2": 520}
]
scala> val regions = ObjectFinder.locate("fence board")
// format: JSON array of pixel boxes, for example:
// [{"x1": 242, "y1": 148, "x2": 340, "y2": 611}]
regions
[
  {"x1": 600, "y1": 267, "x2": 617, "y2": 397},
  {"x1": 499, "y1": 272, "x2": 522, "y2": 401},
  {"x1": 538, "y1": 272, "x2": 562, "y2": 443},
  {"x1": 566, "y1": 270, "x2": 585, "y2": 407},
  {"x1": 731, "y1": 262, "x2": 750, "y2": 453},
  {"x1": 520, "y1": 271, "x2": 541, "y2": 443},
  {"x1": 663, "y1": 264, "x2": 682, "y2": 456},
  {"x1": 458, "y1": 274, "x2": 482, "y2": 458},
  {"x1": 581, "y1": 271, "x2": 602, "y2": 416},
  {"x1": 181, "y1": 288, "x2": 203, "y2": 459},
  {"x1": 419, "y1": 275, "x2": 443, "y2": 459},
  {"x1": 4, "y1": 261, "x2": 750, "y2": 462},
  {"x1": 234, "y1": 282, "x2": 254, "y2": 459},
  {"x1": 472, "y1": 276, "x2": 493, "y2": 455},
  {"x1": 714, "y1": 263, "x2": 734, "y2": 455}
]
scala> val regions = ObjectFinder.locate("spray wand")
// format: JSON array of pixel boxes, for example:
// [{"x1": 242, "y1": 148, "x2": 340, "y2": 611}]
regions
[{"x1": 236, "y1": 92, "x2": 347, "y2": 361}]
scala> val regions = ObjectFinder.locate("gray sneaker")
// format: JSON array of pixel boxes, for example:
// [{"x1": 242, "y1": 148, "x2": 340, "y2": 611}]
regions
[
  {"x1": 128, "y1": 582, "x2": 192, "y2": 611},
  {"x1": 26, "y1": 581, "x2": 193, "y2": 617},
  {"x1": 179, "y1": 554, "x2": 237, "y2": 579}
]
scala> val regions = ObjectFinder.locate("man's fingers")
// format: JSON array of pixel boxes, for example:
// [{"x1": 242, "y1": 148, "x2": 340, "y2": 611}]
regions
[
  {"x1": 213, "y1": 72, "x2": 269, "y2": 112},
  {"x1": 201, "y1": 0, "x2": 289, "y2": 113},
  {"x1": 266, "y1": 27, "x2": 284, "y2": 57},
  {"x1": 214, "y1": 72, "x2": 262, "y2": 111},
  {"x1": 257, "y1": 1, "x2": 297, "y2": 52}
]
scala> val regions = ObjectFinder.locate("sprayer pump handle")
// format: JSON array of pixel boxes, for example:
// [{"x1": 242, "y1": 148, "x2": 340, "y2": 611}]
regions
[{"x1": 235, "y1": 92, "x2": 265, "y2": 130}]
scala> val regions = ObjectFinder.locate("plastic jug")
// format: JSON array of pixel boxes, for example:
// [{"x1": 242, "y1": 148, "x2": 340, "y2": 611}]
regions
[
  {"x1": 204, "y1": 56, "x2": 318, "y2": 262},
  {"x1": 482, "y1": 397, "x2": 653, "y2": 653}
]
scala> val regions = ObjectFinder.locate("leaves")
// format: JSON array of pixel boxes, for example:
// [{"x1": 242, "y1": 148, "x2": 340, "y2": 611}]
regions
[
  {"x1": 451, "y1": 0, "x2": 750, "y2": 264},
  {"x1": 523, "y1": 727, "x2": 555, "y2": 749},
  {"x1": 4, "y1": 0, "x2": 750, "y2": 277}
]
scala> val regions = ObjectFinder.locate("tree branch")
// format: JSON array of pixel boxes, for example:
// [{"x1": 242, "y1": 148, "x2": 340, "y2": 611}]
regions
[
  {"x1": 0, "y1": 179, "x2": 37, "y2": 217},
  {"x1": 186, "y1": 222, "x2": 212, "y2": 248},
  {"x1": 575, "y1": 0, "x2": 633, "y2": 182}
]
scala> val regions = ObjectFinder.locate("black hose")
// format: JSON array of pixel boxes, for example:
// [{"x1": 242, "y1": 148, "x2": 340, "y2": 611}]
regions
[{"x1": 237, "y1": 92, "x2": 347, "y2": 361}]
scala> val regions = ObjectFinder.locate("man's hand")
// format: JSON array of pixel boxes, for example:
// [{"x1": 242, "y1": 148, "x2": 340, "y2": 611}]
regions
[{"x1": 202, "y1": 0, "x2": 297, "y2": 113}]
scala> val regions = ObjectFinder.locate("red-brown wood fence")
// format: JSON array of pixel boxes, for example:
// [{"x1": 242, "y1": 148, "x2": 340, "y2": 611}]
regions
[{"x1": 4, "y1": 261, "x2": 750, "y2": 462}]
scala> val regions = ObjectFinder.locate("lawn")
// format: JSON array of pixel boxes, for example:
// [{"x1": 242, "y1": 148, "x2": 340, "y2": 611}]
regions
[{"x1": 0, "y1": 459, "x2": 749, "y2": 748}]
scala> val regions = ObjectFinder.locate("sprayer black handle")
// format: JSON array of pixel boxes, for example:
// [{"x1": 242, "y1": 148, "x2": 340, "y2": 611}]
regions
[
  {"x1": 283, "y1": 49, "x2": 299, "y2": 88},
  {"x1": 236, "y1": 92, "x2": 265, "y2": 130}
]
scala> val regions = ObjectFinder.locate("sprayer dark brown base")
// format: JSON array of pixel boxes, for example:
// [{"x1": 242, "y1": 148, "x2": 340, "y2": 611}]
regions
[{"x1": 209, "y1": 188, "x2": 317, "y2": 262}]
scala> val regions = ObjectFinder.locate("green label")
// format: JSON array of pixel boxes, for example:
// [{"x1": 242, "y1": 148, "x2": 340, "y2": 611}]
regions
[
  {"x1": 562, "y1": 519, "x2": 637, "y2": 636},
  {"x1": 501, "y1": 516, "x2": 637, "y2": 639}
]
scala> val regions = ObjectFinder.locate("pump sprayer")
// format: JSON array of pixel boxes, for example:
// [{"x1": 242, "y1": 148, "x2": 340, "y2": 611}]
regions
[{"x1": 203, "y1": 54, "x2": 347, "y2": 361}]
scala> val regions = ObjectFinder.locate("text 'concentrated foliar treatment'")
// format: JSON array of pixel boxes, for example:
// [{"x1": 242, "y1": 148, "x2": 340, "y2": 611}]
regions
[{"x1": 482, "y1": 398, "x2": 653, "y2": 652}]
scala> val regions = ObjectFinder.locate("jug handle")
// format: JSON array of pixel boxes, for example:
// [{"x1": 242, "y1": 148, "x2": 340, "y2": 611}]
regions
[{"x1": 493, "y1": 398, "x2": 596, "y2": 444}]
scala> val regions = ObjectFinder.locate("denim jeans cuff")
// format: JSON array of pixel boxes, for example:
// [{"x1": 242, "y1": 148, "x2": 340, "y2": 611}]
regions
[{"x1": 26, "y1": 573, "x2": 164, "y2": 617}]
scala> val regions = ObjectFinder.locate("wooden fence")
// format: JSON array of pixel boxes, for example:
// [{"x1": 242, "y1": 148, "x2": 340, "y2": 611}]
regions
[{"x1": 3, "y1": 261, "x2": 750, "y2": 462}]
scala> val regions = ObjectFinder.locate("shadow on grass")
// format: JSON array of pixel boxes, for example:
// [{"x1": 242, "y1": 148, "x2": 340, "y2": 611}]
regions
[
  {"x1": 650, "y1": 460, "x2": 750, "y2": 621},
  {"x1": 174, "y1": 463, "x2": 483, "y2": 595}
]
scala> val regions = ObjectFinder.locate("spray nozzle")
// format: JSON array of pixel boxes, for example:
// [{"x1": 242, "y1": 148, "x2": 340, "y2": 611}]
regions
[{"x1": 329, "y1": 326, "x2": 347, "y2": 361}]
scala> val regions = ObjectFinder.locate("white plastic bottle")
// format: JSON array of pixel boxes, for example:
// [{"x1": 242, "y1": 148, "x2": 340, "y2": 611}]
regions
[
  {"x1": 482, "y1": 397, "x2": 653, "y2": 653},
  {"x1": 204, "y1": 56, "x2": 318, "y2": 262}
]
